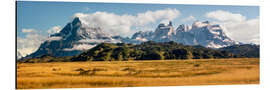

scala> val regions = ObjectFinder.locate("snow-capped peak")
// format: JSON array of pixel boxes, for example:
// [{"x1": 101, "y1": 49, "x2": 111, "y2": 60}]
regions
[
  {"x1": 25, "y1": 19, "x2": 240, "y2": 59},
  {"x1": 133, "y1": 20, "x2": 239, "y2": 48},
  {"x1": 152, "y1": 21, "x2": 175, "y2": 42},
  {"x1": 192, "y1": 21, "x2": 210, "y2": 28},
  {"x1": 25, "y1": 17, "x2": 119, "y2": 58}
]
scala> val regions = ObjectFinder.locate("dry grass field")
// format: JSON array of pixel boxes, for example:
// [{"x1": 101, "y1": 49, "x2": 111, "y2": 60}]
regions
[{"x1": 16, "y1": 58, "x2": 259, "y2": 89}]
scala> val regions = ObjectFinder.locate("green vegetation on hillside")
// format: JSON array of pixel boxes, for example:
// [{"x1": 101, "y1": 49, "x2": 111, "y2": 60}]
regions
[
  {"x1": 71, "y1": 41, "x2": 237, "y2": 61},
  {"x1": 18, "y1": 41, "x2": 259, "y2": 63},
  {"x1": 219, "y1": 44, "x2": 260, "y2": 58}
]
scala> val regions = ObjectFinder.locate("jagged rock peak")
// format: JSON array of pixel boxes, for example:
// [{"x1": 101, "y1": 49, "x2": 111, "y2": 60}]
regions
[
  {"x1": 168, "y1": 21, "x2": 173, "y2": 26},
  {"x1": 176, "y1": 24, "x2": 190, "y2": 32},
  {"x1": 71, "y1": 17, "x2": 81, "y2": 25},
  {"x1": 192, "y1": 20, "x2": 210, "y2": 28},
  {"x1": 132, "y1": 31, "x2": 152, "y2": 38},
  {"x1": 157, "y1": 21, "x2": 173, "y2": 27}
]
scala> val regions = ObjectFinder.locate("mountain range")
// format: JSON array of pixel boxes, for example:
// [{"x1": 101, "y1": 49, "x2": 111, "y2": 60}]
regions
[
  {"x1": 20, "y1": 17, "x2": 243, "y2": 59},
  {"x1": 131, "y1": 21, "x2": 239, "y2": 48}
]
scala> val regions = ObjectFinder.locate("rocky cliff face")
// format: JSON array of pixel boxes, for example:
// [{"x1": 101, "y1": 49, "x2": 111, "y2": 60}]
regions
[
  {"x1": 132, "y1": 21, "x2": 239, "y2": 48},
  {"x1": 23, "y1": 18, "x2": 240, "y2": 59},
  {"x1": 24, "y1": 17, "x2": 120, "y2": 58}
]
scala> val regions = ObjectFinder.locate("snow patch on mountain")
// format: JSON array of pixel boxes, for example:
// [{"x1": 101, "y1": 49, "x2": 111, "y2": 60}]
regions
[
  {"x1": 131, "y1": 21, "x2": 239, "y2": 48},
  {"x1": 24, "y1": 17, "x2": 240, "y2": 59},
  {"x1": 25, "y1": 17, "x2": 121, "y2": 58}
]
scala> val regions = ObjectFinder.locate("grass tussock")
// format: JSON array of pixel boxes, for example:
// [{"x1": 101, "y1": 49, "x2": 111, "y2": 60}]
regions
[{"x1": 17, "y1": 58, "x2": 259, "y2": 89}]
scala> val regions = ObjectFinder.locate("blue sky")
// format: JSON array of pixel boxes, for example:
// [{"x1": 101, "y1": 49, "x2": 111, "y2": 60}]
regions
[
  {"x1": 16, "y1": 1, "x2": 260, "y2": 56},
  {"x1": 17, "y1": 1, "x2": 259, "y2": 37}
]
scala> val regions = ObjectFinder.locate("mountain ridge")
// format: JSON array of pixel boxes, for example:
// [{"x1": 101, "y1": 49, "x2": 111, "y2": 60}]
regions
[
  {"x1": 132, "y1": 21, "x2": 239, "y2": 48},
  {"x1": 21, "y1": 17, "x2": 245, "y2": 59}
]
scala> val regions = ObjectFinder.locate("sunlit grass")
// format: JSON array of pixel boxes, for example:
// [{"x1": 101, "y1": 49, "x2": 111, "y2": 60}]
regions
[{"x1": 17, "y1": 58, "x2": 259, "y2": 89}]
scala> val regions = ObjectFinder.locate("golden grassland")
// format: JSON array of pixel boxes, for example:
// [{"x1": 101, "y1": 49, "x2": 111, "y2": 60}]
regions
[{"x1": 16, "y1": 58, "x2": 259, "y2": 89}]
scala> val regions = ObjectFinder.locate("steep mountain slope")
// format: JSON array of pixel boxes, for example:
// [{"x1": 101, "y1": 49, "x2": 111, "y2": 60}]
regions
[
  {"x1": 174, "y1": 24, "x2": 195, "y2": 45},
  {"x1": 151, "y1": 21, "x2": 175, "y2": 42},
  {"x1": 24, "y1": 17, "x2": 121, "y2": 58},
  {"x1": 188, "y1": 21, "x2": 238, "y2": 48},
  {"x1": 22, "y1": 17, "x2": 244, "y2": 59},
  {"x1": 131, "y1": 31, "x2": 153, "y2": 42},
  {"x1": 132, "y1": 21, "x2": 239, "y2": 48}
]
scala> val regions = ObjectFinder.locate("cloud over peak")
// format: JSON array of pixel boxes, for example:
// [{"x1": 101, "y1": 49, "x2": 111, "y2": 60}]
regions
[
  {"x1": 17, "y1": 29, "x2": 47, "y2": 57},
  {"x1": 205, "y1": 10, "x2": 259, "y2": 44},
  {"x1": 182, "y1": 16, "x2": 196, "y2": 22},
  {"x1": 47, "y1": 25, "x2": 62, "y2": 35},
  {"x1": 73, "y1": 8, "x2": 180, "y2": 37},
  {"x1": 18, "y1": 25, "x2": 63, "y2": 57}
]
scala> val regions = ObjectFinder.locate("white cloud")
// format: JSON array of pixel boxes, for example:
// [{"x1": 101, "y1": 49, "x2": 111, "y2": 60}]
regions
[
  {"x1": 182, "y1": 16, "x2": 196, "y2": 22},
  {"x1": 47, "y1": 25, "x2": 62, "y2": 35},
  {"x1": 17, "y1": 29, "x2": 47, "y2": 57},
  {"x1": 22, "y1": 29, "x2": 37, "y2": 33},
  {"x1": 205, "y1": 10, "x2": 259, "y2": 44},
  {"x1": 64, "y1": 44, "x2": 96, "y2": 51},
  {"x1": 73, "y1": 8, "x2": 180, "y2": 37},
  {"x1": 46, "y1": 36, "x2": 62, "y2": 41},
  {"x1": 19, "y1": 8, "x2": 179, "y2": 56},
  {"x1": 206, "y1": 10, "x2": 246, "y2": 22},
  {"x1": 18, "y1": 25, "x2": 63, "y2": 57}
]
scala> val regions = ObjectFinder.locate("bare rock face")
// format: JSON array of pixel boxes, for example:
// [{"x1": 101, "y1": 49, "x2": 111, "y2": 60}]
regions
[
  {"x1": 151, "y1": 21, "x2": 175, "y2": 42},
  {"x1": 175, "y1": 21, "x2": 238, "y2": 48},
  {"x1": 25, "y1": 17, "x2": 120, "y2": 58},
  {"x1": 132, "y1": 21, "x2": 239, "y2": 48},
  {"x1": 24, "y1": 19, "x2": 239, "y2": 59}
]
